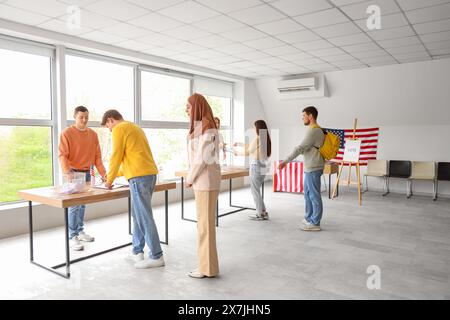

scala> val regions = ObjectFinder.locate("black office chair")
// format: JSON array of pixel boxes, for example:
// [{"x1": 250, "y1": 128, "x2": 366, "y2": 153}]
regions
[
  {"x1": 435, "y1": 162, "x2": 450, "y2": 200},
  {"x1": 383, "y1": 160, "x2": 411, "y2": 197}
]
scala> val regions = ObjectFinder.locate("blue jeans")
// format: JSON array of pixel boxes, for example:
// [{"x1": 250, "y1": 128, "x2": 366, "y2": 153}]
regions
[
  {"x1": 68, "y1": 172, "x2": 90, "y2": 239},
  {"x1": 304, "y1": 169, "x2": 323, "y2": 226},
  {"x1": 250, "y1": 161, "x2": 267, "y2": 215},
  {"x1": 129, "y1": 174, "x2": 163, "y2": 260}
]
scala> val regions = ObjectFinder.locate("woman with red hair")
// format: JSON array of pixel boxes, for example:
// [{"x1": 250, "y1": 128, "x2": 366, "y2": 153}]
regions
[{"x1": 185, "y1": 93, "x2": 221, "y2": 279}]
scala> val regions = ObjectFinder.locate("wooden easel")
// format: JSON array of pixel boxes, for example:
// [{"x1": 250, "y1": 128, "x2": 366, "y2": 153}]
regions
[{"x1": 331, "y1": 119, "x2": 362, "y2": 206}]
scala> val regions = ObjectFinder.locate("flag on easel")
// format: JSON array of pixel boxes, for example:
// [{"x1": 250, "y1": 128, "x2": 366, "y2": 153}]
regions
[{"x1": 273, "y1": 160, "x2": 303, "y2": 193}]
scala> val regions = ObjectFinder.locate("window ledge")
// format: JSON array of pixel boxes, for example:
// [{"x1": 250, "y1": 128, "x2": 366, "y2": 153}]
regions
[{"x1": 0, "y1": 200, "x2": 42, "y2": 212}]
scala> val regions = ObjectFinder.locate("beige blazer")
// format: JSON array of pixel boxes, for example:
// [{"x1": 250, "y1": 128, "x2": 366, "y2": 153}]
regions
[{"x1": 186, "y1": 131, "x2": 221, "y2": 191}]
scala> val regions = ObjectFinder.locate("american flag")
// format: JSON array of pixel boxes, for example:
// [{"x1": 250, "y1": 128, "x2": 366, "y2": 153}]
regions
[
  {"x1": 273, "y1": 160, "x2": 303, "y2": 193},
  {"x1": 324, "y1": 127, "x2": 379, "y2": 166}
]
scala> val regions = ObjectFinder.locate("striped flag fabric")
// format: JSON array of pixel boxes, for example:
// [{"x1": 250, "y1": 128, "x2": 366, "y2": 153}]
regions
[
  {"x1": 273, "y1": 160, "x2": 303, "y2": 193},
  {"x1": 324, "y1": 127, "x2": 379, "y2": 166}
]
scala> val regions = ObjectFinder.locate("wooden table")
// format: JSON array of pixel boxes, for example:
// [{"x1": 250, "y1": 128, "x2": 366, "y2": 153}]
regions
[
  {"x1": 324, "y1": 162, "x2": 339, "y2": 199},
  {"x1": 18, "y1": 181, "x2": 176, "y2": 279},
  {"x1": 175, "y1": 167, "x2": 265, "y2": 226}
]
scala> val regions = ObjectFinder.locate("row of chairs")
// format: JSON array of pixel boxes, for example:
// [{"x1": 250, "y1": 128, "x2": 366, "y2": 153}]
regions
[{"x1": 364, "y1": 160, "x2": 450, "y2": 200}]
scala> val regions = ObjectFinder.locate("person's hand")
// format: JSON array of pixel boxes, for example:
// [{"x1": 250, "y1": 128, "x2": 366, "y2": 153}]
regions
[
  {"x1": 278, "y1": 161, "x2": 287, "y2": 170},
  {"x1": 185, "y1": 182, "x2": 193, "y2": 188},
  {"x1": 101, "y1": 175, "x2": 107, "y2": 183},
  {"x1": 105, "y1": 181, "x2": 113, "y2": 190}
]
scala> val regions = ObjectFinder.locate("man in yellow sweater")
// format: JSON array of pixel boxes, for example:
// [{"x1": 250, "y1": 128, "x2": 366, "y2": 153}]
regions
[{"x1": 101, "y1": 109, "x2": 164, "y2": 269}]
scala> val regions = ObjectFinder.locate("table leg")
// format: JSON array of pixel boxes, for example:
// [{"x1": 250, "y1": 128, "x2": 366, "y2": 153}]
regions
[
  {"x1": 28, "y1": 201, "x2": 33, "y2": 262},
  {"x1": 164, "y1": 190, "x2": 169, "y2": 245},
  {"x1": 64, "y1": 208, "x2": 70, "y2": 277},
  {"x1": 328, "y1": 174, "x2": 331, "y2": 199},
  {"x1": 128, "y1": 196, "x2": 132, "y2": 235},
  {"x1": 181, "y1": 177, "x2": 184, "y2": 220}
]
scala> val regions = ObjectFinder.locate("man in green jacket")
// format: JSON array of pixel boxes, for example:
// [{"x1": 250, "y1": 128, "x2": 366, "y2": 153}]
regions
[{"x1": 279, "y1": 106, "x2": 325, "y2": 231}]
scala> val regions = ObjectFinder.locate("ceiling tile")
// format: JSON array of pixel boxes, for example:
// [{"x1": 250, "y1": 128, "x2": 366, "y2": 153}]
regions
[
  {"x1": 414, "y1": 18, "x2": 450, "y2": 35},
  {"x1": 385, "y1": 43, "x2": 427, "y2": 54},
  {"x1": 125, "y1": 0, "x2": 185, "y2": 11},
  {"x1": 329, "y1": 0, "x2": 366, "y2": 5},
  {"x1": 295, "y1": 57, "x2": 326, "y2": 64},
  {"x1": 328, "y1": 32, "x2": 372, "y2": 46},
  {"x1": 340, "y1": 0, "x2": 400, "y2": 20},
  {"x1": 5, "y1": 0, "x2": 68, "y2": 17},
  {"x1": 245, "y1": 36, "x2": 285, "y2": 49},
  {"x1": 361, "y1": 55, "x2": 397, "y2": 64},
  {"x1": 262, "y1": 45, "x2": 300, "y2": 55},
  {"x1": 100, "y1": 22, "x2": 151, "y2": 39},
  {"x1": 158, "y1": 1, "x2": 219, "y2": 24},
  {"x1": 161, "y1": 25, "x2": 211, "y2": 41},
  {"x1": 38, "y1": 18, "x2": 93, "y2": 35},
  {"x1": 420, "y1": 30, "x2": 450, "y2": 43},
  {"x1": 168, "y1": 53, "x2": 202, "y2": 63},
  {"x1": 85, "y1": 0, "x2": 147, "y2": 21},
  {"x1": 163, "y1": 41, "x2": 206, "y2": 53},
  {"x1": 378, "y1": 35, "x2": 422, "y2": 48},
  {"x1": 128, "y1": 12, "x2": 183, "y2": 32},
  {"x1": 424, "y1": 39, "x2": 450, "y2": 50},
  {"x1": 271, "y1": 0, "x2": 332, "y2": 17},
  {"x1": 309, "y1": 47, "x2": 346, "y2": 57},
  {"x1": 322, "y1": 53, "x2": 357, "y2": 62},
  {"x1": 405, "y1": 3, "x2": 450, "y2": 24},
  {"x1": 332, "y1": 59, "x2": 366, "y2": 67},
  {"x1": 0, "y1": 4, "x2": 50, "y2": 24},
  {"x1": 275, "y1": 30, "x2": 321, "y2": 43},
  {"x1": 58, "y1": 0, "x2": 99, "y2": 6},
  {"x1": 141, "y1": 47, "x2": 180, "y2": 57},
  {"x1": 215, "y1": 43, "x2": 254, "y2": 54},
  {"x1": 391, "y1": 51, "x2": 430, "y2": 60},
  {"x1": 254, "y1": 18, "x2": 304, "y2": 35},
  {"x1": 368, "y1": 25, "x2": 415, "y2": 41},
  {"x1": 60, "y1": 10, "x2": 120, "y2": 29},
  {"x1": 237, "y1": 50, "x2": 272, "y2": 60},
  {"x1": 341, "y1": 42, "x2": 380, "y2": 52},
  {"x1": 190, "y1": 49, "x2": 226, "y2": 59},
  {"x1": 190, "y1": 34, "x2": 234, "y2": 48},
  {"x1": 227, "y1": 60, "x2": 260, "y2": 68},
  {"x1": 192, "y1": 15, "x2": 245, "y2": 33},
  {"x1": 354, "y1": 13, "x2": 409, "y2": 31},
  {"x1": 209, "y1": 55, "x2": 243, "y2": 64},
  {"x1": 278, "y1": 52, "x2": 313, "y2": 61},
  {"x1": 294, "y1": 39, "x2": 334, "y2": 50},
  {"x1": 228, "y1": 4, "x2": 285, "y2": 25},
  {"x1": 220, "y1": 27, "x2": 267, "y2": 42},
  {"x1": 136, "y1": 33, "x2": 180, "y2": 46},
  {"x1": 115, "y1": 39, "x2": 156, "y2": 51},
  {"x1": 396, "y1": 0, "x2": 450, "y2": 11},
  {"x1": 195, "y1": 0, "x2": 262, "y2": 13},
  {"x1": 352, "y1": 49, "x2": 390, "y2": 58},
  {"x1": 429, "y1": 47, "x2": 450, "y2": 55},
  {"x1": 314, "y1": 21, "x2": 361, "y2": 38},
  {"x1": 80, "y1": 30, "x2": 127, "y2": 44},
  {"x1": 294, "y1": 8, "x2": 349, "y2": 28}
]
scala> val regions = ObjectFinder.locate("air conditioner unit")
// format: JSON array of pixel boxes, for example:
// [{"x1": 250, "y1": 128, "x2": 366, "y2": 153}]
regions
[{"x1": 277, "y1": 77, "x2": 317, "y2": 93}]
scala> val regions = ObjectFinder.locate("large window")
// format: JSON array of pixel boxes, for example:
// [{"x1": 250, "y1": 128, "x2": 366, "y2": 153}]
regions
[
  {"x1": 141, "y1": 71, "x2": 191, "y2": 122},
  {"x1": 0, "y1": 42, "x2": 54, "y2": 204},
  {"x1": 66, "y1": 54, "x2": 134, "y2": 122}
]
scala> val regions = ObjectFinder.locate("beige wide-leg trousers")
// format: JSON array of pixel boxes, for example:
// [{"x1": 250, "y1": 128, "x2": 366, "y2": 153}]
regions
[{"x1": 194, "y1": 190, "x2": 220, "y2": 277}]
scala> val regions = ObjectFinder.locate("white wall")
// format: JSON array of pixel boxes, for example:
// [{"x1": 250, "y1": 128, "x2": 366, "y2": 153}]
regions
[{"x1": 255, "y1": 58, "x2": 450, "y2": 196}]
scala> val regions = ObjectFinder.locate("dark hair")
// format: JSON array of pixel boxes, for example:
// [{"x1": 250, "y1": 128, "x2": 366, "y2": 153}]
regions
[
  {"x1": 302, "y1": 106, "x2": 318, "y2": 120},
  {"x1": 74, "y1": 106, "x2": 88, "y2": 116},
  {"x1": 101, "y1": 109, "x2": 124, "y2": 126},
  {"x1": 254, "y1": 120, "x2": 272, "y2": 157}
]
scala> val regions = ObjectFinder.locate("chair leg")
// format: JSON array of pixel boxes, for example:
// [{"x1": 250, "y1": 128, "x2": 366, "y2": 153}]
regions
[
  {"x1": 382, "y1": 177, "x2": 390, "y2": 196},
  {"x1": 407, "y1": 179, "x2": 412, "y2": 199},
  {"x1": 433, "y1": 180, "x2": 437, "y2": 201}
]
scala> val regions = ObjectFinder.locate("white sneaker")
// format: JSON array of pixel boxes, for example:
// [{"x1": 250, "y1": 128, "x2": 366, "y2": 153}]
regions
[
  {"x1": 125, "y1": 252, "x2": 144, "y2": 263},
  {"x1": 300, "y1": 222, "x2": 321, "y2": 231},
  {"x1": 248, "y1": 213, "x2": 265, "y2": 221},
  {"x1": 78, "y1": 231, "x2": 95, "y2": 242},
  {"x1": 188, "y1": 268, "x2": 216, "y2": 279},
  {"x1": 70, "y1": 236, "x2": 84, "y2": 251},
  {"x1": 134, "y1": 256, "x2": 165, "y2": 269},
  {"x1": 301, "y1": 218, "x2": 308, "y2": 225},
  {"x1": 262, "y1": 212, "x2": 269, "y2": 220}
]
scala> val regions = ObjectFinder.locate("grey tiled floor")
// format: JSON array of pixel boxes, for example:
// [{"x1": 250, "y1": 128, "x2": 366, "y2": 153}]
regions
[{"x1": 0, "y1": 183, "x2": 449, "y2": 299}]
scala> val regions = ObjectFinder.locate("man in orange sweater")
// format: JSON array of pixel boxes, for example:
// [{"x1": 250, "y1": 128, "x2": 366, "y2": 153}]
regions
[{"x1": 59, "y1": 106, "x2": 107, "y2": 251}]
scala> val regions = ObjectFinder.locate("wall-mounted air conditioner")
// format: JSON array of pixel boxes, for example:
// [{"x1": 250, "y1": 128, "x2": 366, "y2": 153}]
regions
[
  {"x1": 277, "y1": 74, "x2": 328, "y2": 100},
  {"x1": 277, "y1": 77, "x2": 317, "y2": 93}
]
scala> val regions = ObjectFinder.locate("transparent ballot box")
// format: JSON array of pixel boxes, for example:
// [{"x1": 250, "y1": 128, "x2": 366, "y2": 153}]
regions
[{"x1": 57, "y1": 172, "x2": 88, "y2": 194}]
